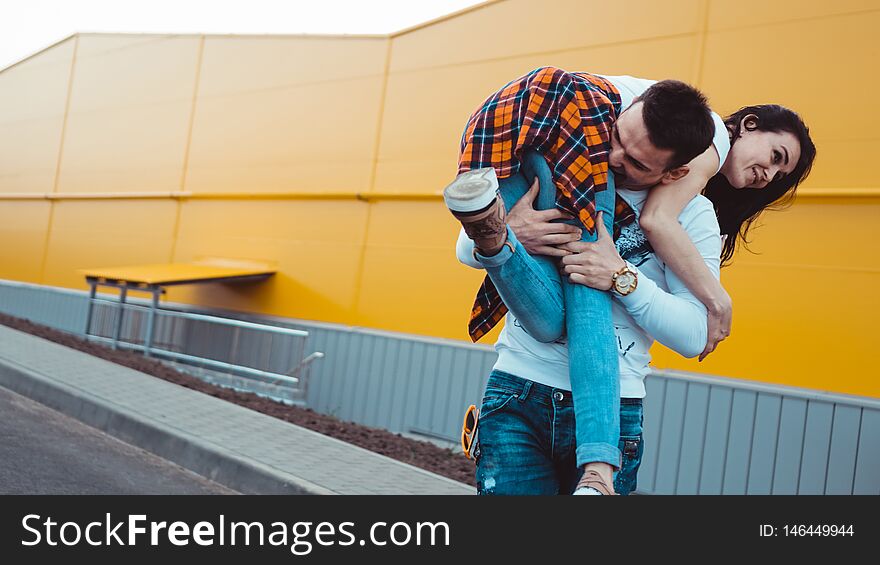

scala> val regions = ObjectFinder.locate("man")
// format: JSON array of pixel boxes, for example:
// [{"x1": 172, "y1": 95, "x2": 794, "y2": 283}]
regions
[
  {"x1": 456, "y1": 161, "x2": 721, "y2": 494},
  {"x1": 445, "y1": 67, "x2": 725, "y2": 494}
]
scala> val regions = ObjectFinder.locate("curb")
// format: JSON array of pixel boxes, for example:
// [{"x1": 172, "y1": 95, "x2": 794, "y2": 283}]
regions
[{"x1": 0, "y1": 357, "x2": 335, "y2": 495}]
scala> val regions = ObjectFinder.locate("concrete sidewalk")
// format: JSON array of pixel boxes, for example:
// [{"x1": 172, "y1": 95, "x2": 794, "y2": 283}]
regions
[{"x1": 0, "y1": 324, "x2": 473, "y2": 495}]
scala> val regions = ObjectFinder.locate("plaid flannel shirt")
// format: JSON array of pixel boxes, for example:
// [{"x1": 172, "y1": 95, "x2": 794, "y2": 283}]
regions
[{"x1": 457, "y1": 67, "x2": 636, "y2": 342}]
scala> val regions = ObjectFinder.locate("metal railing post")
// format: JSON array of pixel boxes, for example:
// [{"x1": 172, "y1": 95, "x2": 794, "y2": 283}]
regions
[
  {"x1": 143, "y1": 287, "x2": 160, "y2": 358},
  {"x1": 83, "y1": 281, "x2": 97, "y2": 338},
  {"x1": 111, "y1": 286, "x2": 127, "y2": 350}
]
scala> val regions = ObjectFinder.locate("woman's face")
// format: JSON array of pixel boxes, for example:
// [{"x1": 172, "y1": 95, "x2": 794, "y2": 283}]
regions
[{"x1": 720, "y1": 116, "x2": 801, "y2": 190}]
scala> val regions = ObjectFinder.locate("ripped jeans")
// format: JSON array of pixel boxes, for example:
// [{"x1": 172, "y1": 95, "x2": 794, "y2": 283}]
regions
[{"x1": 475, "y1": 371, "x2": 643, "y2": 495}]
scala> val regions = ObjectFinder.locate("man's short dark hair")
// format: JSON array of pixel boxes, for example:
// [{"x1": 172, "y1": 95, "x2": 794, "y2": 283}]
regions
[{"x1": 634, "y1": 80, "x2": 714, "y2": 170}]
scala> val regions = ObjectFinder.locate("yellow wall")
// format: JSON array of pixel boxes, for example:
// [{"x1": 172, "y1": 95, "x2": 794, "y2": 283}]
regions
[{"x1": 1, "y1": 0, "x2": 878, "y2": 397}]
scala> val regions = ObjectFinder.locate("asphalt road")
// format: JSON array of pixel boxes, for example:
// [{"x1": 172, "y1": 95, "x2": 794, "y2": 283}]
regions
[{"x1": 0, "y1": 386, "x2": 237, "y2": 495}]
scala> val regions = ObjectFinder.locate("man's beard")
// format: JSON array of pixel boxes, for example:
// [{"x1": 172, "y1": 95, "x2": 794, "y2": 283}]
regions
[{"x1": 610, "y1": 166, "x2": 628, "y2": 187}]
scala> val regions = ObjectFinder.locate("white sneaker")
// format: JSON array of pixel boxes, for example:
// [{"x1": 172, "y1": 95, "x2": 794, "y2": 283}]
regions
[
  {"x1": 443, "y1": 167, "x2": 499, "y2": 213},
  {"x1": 442, "y1": 168, "x2": 508, "y2": 255}
]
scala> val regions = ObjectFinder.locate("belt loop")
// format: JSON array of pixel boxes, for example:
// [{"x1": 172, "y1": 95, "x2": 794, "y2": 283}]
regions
[{"x1": 518, "y1": 379, "x2": 531, "y2": 401}]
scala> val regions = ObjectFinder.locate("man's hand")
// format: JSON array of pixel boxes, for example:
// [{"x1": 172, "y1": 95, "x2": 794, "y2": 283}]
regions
[
  {"x1": 507, "y1": 178, "x2": 581, "y2": 257},
  {"x1": 560, "y1": 212, "x2": 626, "y2": 290},
  {"x1": 700, "y1": 289, "x2": 732, "y2": 362}
]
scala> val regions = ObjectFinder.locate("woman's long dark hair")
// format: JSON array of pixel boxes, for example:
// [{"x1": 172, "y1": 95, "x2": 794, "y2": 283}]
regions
[{"x1": 703, "y1": 105, "x2": 816, "y2": 265}]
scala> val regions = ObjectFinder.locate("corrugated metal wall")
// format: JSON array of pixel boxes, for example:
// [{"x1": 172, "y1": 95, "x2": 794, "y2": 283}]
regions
[
  {"x1": 2, "y1": 279, "x2": 877, "y2": 495},
  {"x1": 640, "y1": 374, "x2": 880, "y2": 495}
]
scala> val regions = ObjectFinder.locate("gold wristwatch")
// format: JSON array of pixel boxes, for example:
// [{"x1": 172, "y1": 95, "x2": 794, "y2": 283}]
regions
[{"x1": 611, "y1": 262, "x2": 638, "y2": 296}]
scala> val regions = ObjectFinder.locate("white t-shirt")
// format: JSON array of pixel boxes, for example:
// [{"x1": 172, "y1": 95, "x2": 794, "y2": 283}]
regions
[{"x1": 488, "y1": 190, "x2": 721, "y2": 398}]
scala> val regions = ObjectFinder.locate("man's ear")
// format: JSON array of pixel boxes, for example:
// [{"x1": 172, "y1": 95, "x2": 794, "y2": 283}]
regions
[{"x1": 661, "y1": 165, "x2": 689, "y2": 184}]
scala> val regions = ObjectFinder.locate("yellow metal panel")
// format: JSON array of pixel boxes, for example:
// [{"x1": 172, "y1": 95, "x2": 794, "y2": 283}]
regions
[
  {"x1": 187, "y1": 36, "x2": 387, "y2": 196},
  {"x1": 69, "y1": 35, "x2": 201, "y2": 113},
  {"x1": 355, "y1": 200, "x2": 494, "y2": 338},
  {"x1": 167, "y1": 199, "x2": 369, "y2": 325},
  {"x1": 78, "y1": 263, "x2": 275, "y2": 285},
  {"x1": 390, "y1": 0, "x2": 703, "y2": 72},
  {"x1": 797, "y1": 140, "x2": 880, "y2": 190},
  {"x1": 651, "y1": 196, "x2": 880, "y2": 397},
  {"x1": 0, "y1": 201, "x2": 51, "y2": 281},
  {"x1": 0, "y1": 39, "x2": 74, "y2": 193},
  {"x1": 376, "y1": 61, "x2": 534, "y2": 196},
  {"x1": 56, "y1": 35, "x2": 200, "y2": 194},
  {"x1": 185, "y1": 76, "x2": 384, "y2": 195},
  {"x1": 707, "y1": 0, "x2": 879, "y2": 31},
  {"x1": 58, "y1": 103, "x2": 197, "y2": 193},
  {"x1": 196, "y1": 36, "x2": 387, "y2": 97},
  {"x1": 0, "y1": 117, "x2": 67, "y2": 194},
  {"x1": 734, "y1": 197, "x2": 880, "y2": 270},
  {"x1": 376, "y1": 36, "x2": 699, "y2": 194},
  {"x1": 41, "y1": 200, "x2": 178, "y2": 289},
  {"x1": 546, "y1": 37, "x2": 701, "y2": 82},
  {"x1": 699, "y1": 13, "x2": 880, "y2": 190},
  {"x1": 700, "y1": 13, "x2": 880, "y2": 135},
  {"x1": 691, "y1": 265, "x2": 877, "y2": 396}
]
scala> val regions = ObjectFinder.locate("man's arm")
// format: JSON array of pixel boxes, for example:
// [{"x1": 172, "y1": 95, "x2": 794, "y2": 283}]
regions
[
  {"x1": 616, "y1": 201, "x2": 721, "y2": 358},
  {"x1": 562, "y1": 203, "x2": 722, "y2": 358}
]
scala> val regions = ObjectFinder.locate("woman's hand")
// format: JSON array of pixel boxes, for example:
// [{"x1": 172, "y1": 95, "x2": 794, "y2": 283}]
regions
[
  {"x1": 700, "y1": 248, "x2": 732, "y2": 361},
  {"x1": 507, "y1": 178, "x2": 582, "y2": 257}
]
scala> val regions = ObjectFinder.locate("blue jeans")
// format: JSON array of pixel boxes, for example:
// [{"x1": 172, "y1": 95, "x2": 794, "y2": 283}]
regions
[
  {"x1": 475, "y1": 371, "x2": 643, "y2": 495},
  {"x1": 475, "y1": 150, "x2": 620, "y2": 469}
]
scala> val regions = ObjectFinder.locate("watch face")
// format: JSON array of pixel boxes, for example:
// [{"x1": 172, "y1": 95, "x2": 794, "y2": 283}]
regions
[{"x1": 616, "y1": 273, "x2": 634, "y2": 289}]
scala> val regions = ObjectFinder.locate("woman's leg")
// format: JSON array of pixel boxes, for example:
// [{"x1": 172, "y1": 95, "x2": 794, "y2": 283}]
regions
[
  {"x1": 475, "y1": 151, "x2": 621, "y2": 478},
  {"x1": 473, "y1": 150, "x2": 566, "y2": 343},
  {"x1": 563, "y1": 179, "x2": 621, "y2": 472}
]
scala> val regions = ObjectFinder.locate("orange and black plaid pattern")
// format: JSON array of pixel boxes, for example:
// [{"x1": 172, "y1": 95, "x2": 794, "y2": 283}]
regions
[
  {"x1": 458, "y1": 66, "x2": 621, "y2": 234},
  {"x1": 466, "y1": 195, "x2": 638, "y2": 341},
  {"x1": 458, "y1": 66, "x2": 625, "y2": 342}
]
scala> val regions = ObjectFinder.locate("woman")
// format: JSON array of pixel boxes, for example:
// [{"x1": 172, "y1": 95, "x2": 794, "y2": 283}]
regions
[
  {"x1": 705, "y1": 104, "x2": 816, "y2": 265},
  {"x1": 446, "y1": 68, "x2": 816, "y2": 495}
]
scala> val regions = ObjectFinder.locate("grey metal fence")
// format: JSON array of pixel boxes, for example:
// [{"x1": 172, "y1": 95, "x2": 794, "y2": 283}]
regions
[{"x1": 84, "y1": 299, "x2": 321, "y2": 404}]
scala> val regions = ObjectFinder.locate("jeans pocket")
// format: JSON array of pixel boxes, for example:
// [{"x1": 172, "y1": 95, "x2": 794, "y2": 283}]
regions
[
  {"x1": 480, "y1": 391, "x2": 518, "y2": 420},
  {"x1": 473, "y1": 392, "x2": 518, "y2": 465}
]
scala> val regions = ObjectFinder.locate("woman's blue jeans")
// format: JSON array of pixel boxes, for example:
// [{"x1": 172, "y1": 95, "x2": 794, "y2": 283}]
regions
[{"x1": 474, "y1": 149, "x2": 621, "y2": 469}]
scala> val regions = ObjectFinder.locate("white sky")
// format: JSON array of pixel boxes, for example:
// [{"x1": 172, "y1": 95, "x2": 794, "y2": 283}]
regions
[{"x1": 2, "y1": 0, "x2": 486, "y2": 70}]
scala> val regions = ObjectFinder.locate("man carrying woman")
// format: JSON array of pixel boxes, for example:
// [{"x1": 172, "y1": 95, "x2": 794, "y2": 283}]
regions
[{"x1": 445, "y1": 67, "x2": 815, "y2": 494}]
